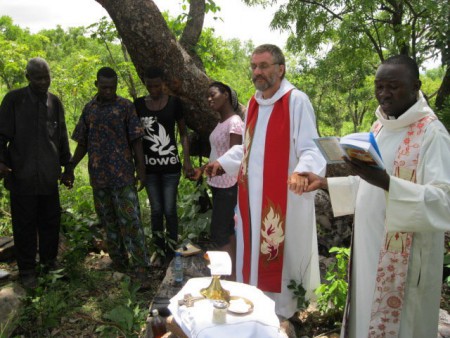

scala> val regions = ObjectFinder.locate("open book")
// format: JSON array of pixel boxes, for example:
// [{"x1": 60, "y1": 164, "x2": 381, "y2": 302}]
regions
[{"x1": 314, "y1": 132, "x2": 385, "y2": 170}]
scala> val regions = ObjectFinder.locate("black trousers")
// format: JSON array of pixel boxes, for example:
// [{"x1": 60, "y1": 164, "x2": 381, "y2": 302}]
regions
[
  {"x1": 210, "y1": 184, "x2": 238, "y2": 247},
  {"x1": 10, "y1": 191, "x2": 61, "y2": 274}
]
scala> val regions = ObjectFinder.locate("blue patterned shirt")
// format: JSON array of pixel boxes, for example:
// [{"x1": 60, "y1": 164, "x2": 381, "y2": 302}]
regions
[{"x1": 72, "y1": 95, "x2": 143, "y2": 189}]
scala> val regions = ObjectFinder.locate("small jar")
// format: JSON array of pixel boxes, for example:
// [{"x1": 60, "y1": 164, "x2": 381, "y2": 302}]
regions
[{"x1": 212, "y1": 300, "x2": 228, "y2": 324}]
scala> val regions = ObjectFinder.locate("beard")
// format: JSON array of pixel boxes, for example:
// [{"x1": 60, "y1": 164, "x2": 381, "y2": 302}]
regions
[{"x1": 252, "y1": 73, "x2": 277, "y2": 92}]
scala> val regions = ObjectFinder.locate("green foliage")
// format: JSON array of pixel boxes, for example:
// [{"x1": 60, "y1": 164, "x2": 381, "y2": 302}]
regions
[
  {"x1": 96, "y1": 279, "x2": 147, "y2": 336},
  {"x1": 201, "y1": 34, "x2": 255, "y2": 104},
  {"x1": 177, "y1": 174, "x2": 211, "y2": 244},
  {"x1": 161, "y1": 8, "x2": 255, "y2": 104},
  {"x1": 15, "y1": 265, "x2": 149, "y2": 337},
  {"x1": 315, "y1": 247, "x2": 350, "y2": 315},
  {"x1": 287, "y1": 279, "x2": 309, "y2": 310},
  {"x1": 257, "y1": 0, "x2": 450, "y2": 135},
  {"x1": 19, "y1": 272, "x2": 72, "y2": 333},
  {"x1": 445, "y1": 243, "x2": 450, "y2": 286},
  {"x1": 435, "y1": 97, "x2": 450, "y2": 132},
  {"x1": 0, "y1": 185, "x2": 11, "y2": 236},
  {"x1": 290, "y1": 46, "x2": 378, "y2": 135}
]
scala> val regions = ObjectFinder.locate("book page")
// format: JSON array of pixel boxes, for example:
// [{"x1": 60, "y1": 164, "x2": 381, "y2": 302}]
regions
[
  {"x1": 314, "y1": 137, "x2": 345, "y2": 163},
  {"x1": 340, "y1": 132, "x2": 385, "y2": 170},
  {"x1": 342, "y1": 146, "x2": 377, "y2": 166}
]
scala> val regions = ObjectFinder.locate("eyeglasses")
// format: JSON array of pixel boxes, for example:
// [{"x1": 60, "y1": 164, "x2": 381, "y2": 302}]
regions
[{"x1": 250, "y1": 63, "x2": 279, "y2": 71}]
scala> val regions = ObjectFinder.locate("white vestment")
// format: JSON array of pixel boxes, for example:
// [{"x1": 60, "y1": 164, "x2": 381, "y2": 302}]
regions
[
  {"x1": 218, "y1": 79, "x2": 326, "y2": 318},
  {"x1": 328, "y1": 92, "x2": 450, "y2": 338}
]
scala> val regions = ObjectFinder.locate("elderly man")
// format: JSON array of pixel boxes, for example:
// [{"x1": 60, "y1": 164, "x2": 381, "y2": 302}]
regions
[
  {"x1": 301, "y1": 55, "x2": 450, "y2": 338},
  {"x1": 206, "y1": 44, "x2": 326, "y2": 319},
  {"x1": 0, "y1": 57, "x2": 72, "y2": 288}
]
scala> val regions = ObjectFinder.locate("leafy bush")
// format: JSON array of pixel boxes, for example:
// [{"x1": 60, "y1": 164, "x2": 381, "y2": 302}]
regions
[
  {"x1": 288, "y1": 279, "x2": 309, "y2": 310},
  {"x1": 177, "y1": 176, "x2": 211, "y2": 245},
  {"x1": 315, "y1": 247, "x2": 350, "y2": 315},
  {"x1": 445, "y1": 243, "x2": 450, "y2": 286},
  {"x1": 0, "y1": 185, "x2": 12, "y2": 236},
  {"x1": 96, "y1": 279, "x2": 147, "y2": 336}
]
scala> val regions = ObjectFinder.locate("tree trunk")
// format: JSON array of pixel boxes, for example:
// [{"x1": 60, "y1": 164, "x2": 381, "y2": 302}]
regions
[
  {"x1": 95, "y1": 0, "x2": 218, "y2": 135},
  {"x1": 180, "y1": 0, "x2": 206, "y2": 72},
  {"x1": 435, "y1": 26, "x2": 450, "y2": 115},
  {"x1": 435, "y1": 67, "x2": 450, "y2": 111}
]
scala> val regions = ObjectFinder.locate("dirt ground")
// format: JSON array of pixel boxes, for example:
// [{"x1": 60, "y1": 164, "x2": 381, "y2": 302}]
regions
[{"x1": 1, "y1": 249, "x2": 449, "y2": 338}]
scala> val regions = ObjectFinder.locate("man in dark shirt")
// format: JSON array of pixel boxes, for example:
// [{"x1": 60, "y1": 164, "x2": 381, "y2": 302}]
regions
[
  {"x1": 65, "y1": 67, "x2": 151, "y2": 288},
  {"x1": 0, "y1": 57, "x2": 73, "y2": 288}
]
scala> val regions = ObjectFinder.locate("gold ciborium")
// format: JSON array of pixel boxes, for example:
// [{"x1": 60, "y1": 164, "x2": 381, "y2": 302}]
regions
[{"x1": 200, "y1": 275, "x2": 230, "y2": 302}]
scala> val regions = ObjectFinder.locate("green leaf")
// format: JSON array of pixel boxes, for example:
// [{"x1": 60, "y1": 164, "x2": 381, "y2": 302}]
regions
[{"x1": 104, "y1": 305, "x2": 134, "y2": 331}]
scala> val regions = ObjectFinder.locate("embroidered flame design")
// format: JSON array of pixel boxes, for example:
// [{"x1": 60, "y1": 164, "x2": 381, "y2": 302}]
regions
[
  {"x1": 260, "y1": 206, "x2": 285, "y2": 261},
  {"x1": 241, "y1": 128, "x2": 252, "y2": 176}
]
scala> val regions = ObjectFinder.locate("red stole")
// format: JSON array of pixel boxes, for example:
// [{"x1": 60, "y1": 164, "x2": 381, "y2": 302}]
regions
[
  {"x1": 237, "y1": 90, "x2": 292, "y2": 293},
  {"x1": 366, "y1": 114, "x2": 436, "y2": 337}
]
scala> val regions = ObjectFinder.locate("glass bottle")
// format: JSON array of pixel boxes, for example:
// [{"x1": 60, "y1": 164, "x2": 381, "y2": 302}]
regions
[
  {"x1": 212, "y1": 300, "x2": 228, "y2": 324},
  {"x1": 150, "y1": 309, "x2": 167, "y2": 338}
]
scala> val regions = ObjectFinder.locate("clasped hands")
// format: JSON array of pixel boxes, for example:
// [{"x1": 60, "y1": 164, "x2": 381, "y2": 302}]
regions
[
  {"x1": 186, "y1": 161, "x2": 224, "y2": 182},
  {"x1": 60, "y1": 165, "x2": 75, "y2": 189},
  {"x1": 188, "y1": 161, "x2": 320, "y2": 196},
  {"x1": 0, "y1": 162, "x2": 11, "y2": 180},
  {"x1": 290, "y1": 156, "x2": 390, "y2": 194}
]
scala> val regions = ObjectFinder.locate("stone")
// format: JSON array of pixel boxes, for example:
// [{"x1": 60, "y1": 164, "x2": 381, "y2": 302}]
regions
[
  {"x1": 439, "y1": 309, "x2": 450, "y2": 338},
  {"x1": 0, "y1": 237, "x2": 14, "y2": 262},
  {"x1": 0, "y1": 269, "x2": 10, "y2": 280},
  {"x1": 0, "y1": 284, "x2": 26, "y2": 337},
  {"x1": 148, "y1": 253, "x2": 209, "y2": 318}
]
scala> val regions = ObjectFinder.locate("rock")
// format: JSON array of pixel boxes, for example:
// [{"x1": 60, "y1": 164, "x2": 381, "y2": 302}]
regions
[
  {"x1": 326, "y1": 163, "x2": 351, "y2": 177},
  {"x1": 149, "y1": 253, "x2": 210, "y2": 318},
  {"x1": 439, "y1": 309, "x2": 450, "y2": 338},
  {"x1": 280, "y1": 319, "x2": 297, "y2": 338},
  {"x1": 0, "y1": 269, "x2": 10, "y2": 280},
  {"x1": 112, "y1": 271, "x2": 126, "y2": 281},
  {"x1": 314, "y1": 190, "x2": 353, "y2": 256},
  {"x1": 0, "y1": 236, "x2": 14, "y2": 261},
  {"x1": 0, "y1": 284, "x2": 26, "y2": 337}
]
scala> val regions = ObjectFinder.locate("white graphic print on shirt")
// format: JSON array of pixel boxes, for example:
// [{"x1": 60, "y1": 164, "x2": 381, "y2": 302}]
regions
[{"x1": 141, "y1": 116, "x2": 179, "y2": 166}]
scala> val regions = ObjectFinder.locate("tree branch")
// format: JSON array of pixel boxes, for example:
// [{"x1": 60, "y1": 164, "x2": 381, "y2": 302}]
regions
[{"x1": 179, "y1": 0, "x2": 206, "y2": 71}]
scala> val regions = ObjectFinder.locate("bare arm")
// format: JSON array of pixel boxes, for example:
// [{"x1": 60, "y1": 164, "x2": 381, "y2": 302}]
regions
[
  {"x1": 60, "y1": 143, "x2": 87, "y2": 189},
  {"x1": 229, "y1": 133, "x2": 242, "y2": 148},
  {"x1": 288, "y1": 171, "x2": 329, "y2": 195},
  {"x1": 131, "y1": 138, "x2": 146, "y2": 191}
]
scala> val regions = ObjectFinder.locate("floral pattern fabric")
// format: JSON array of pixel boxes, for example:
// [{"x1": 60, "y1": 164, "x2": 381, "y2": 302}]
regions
[
  {"x1": 93, "y1": 184, "x2": 150, "y2": 268},
  {"x1": 72, "y1": 96, "x2": 143, "y2": 189},
  {"x1": 207, "y1": 114, "x2": 244, "y2": 188},
  {"x1": 368, "y1": 115, "x2": 436, "y2": 338}
]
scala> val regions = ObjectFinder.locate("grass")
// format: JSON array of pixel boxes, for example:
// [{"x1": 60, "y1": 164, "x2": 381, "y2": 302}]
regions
[{"x1": 6, "y1": 252, "x2": 165, "y2": 337}]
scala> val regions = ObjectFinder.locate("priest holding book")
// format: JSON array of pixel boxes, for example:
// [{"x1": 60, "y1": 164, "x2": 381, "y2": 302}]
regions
[{"x1": 300, "y1": 55, "x2": 450, "y2": 338}]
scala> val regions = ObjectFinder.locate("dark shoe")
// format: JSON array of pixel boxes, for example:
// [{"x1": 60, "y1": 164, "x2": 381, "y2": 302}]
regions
[{"x1": 20, "y1": 273, "x2": 38, "y2": 289}]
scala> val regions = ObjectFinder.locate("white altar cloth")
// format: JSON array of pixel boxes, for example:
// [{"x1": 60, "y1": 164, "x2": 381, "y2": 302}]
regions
[{"x1": 168, "y1": 277, "x2": 287, "y2": 338}]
